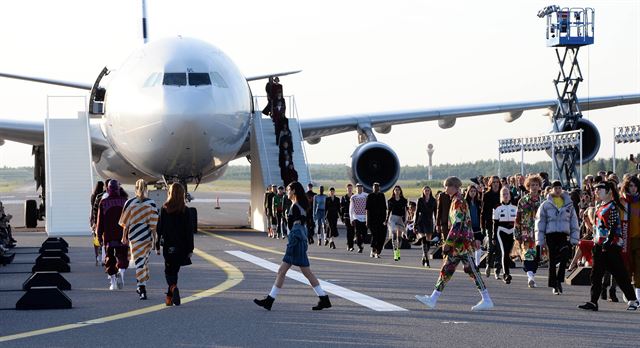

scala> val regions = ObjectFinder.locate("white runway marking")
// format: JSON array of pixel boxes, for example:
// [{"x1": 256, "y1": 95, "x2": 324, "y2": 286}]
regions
[
  {"x1": 2, "y1": 200, "x2": 22, "y2": 205},
  {"x1": 226, "y1": 250, "x2": 408, "y2": 312},
  {"x1": 191, "y1": 198, "x2": 249, "y2": 204}
]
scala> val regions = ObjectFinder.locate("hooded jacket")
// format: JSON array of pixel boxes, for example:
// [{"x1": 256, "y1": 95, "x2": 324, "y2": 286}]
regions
[{"x1": 535, "y1": 192, "x2": 580, "y2": 246}]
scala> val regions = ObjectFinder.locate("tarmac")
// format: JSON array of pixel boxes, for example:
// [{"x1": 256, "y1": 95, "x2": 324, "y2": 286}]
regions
[{"x1": 0, "y1": 190, "x2": 639, "y2": 347}]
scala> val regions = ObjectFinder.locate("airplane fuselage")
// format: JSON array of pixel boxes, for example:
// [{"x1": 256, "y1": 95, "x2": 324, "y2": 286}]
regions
[{"x1": 92, "y1": 37, "x2": 252, "y2": 185}]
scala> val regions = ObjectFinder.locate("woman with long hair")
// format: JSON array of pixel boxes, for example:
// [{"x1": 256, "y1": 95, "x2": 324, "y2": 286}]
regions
[
  {"x1": 482, "y1": 176, "x2": 502, "y2": 278},
  {"x1": 119, "y1": 179, "x2": 159, "y2": 300},
  {"x1": 155, "y1": 183, "x2": 194, "y2": 306},
  {"x1": 386, "y1": 185, "x2": 408, "y2": 261},
  {"x1": 579, "y1": 181, "x2": 639, "y2": 311},
  {"x1": 465, "y1": 185, "x2": 483, "y2": 267},
  {"x1": 254, "y1": 182, "x2": 332, "y2": 311},
  {"x1": 415, "y1": 186, "x2": 436, "y2": 267}
]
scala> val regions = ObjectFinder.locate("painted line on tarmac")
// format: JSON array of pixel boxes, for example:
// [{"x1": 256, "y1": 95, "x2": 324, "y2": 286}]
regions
[
  {"x1": 0, "y1": 248, "x2": 243, "y2": 344},
  {"x1": 227, "y1": 250, "x2": 407, "y2": 312},
  {"x1": 200, "y1": 230, "x2": 547, "y2": 279}
]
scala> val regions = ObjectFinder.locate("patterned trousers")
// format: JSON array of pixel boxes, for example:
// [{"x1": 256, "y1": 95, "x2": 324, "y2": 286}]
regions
[
  {"x1": 130, "y1": 240, "x2": 153, "y2": 285},
  {"x1": 435, "y1": 252, "x2": 486, "y2": 292}
]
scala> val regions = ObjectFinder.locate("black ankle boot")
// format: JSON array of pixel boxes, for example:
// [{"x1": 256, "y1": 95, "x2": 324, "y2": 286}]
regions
[
  {"x1": 137, "y1": 285, "x2": 147, "y2": 300},
  {"x1": 609, "y1": 291, "x2": 619, "y2": 302},
  {"x1": 254, "y1": 295, "x2": 275, "y2": 311},
  {"x1": 600, "y1": 289, "x2": 607, "y2": 301},
  {"x1": 312, "y1": 295, "x2": 332, "y2": 310},
  {"x1": 330, "y1": 241, "x2": 336, "y2": 249}
]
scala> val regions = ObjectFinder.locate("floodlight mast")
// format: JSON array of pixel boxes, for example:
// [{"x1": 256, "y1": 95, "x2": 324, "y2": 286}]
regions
[{"x1": 538, "y1": 5, "x2": 594, "y2": 189}]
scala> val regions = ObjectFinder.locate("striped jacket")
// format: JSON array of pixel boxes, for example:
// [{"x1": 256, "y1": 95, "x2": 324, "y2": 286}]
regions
[{"x1": 118, "y1": 197, "x2": 159, "y2": 243}]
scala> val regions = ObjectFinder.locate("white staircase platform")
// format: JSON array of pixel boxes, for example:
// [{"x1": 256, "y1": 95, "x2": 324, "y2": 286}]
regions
[{"x1": 44, "y1": 97, "x2": 94, "y2": 236}]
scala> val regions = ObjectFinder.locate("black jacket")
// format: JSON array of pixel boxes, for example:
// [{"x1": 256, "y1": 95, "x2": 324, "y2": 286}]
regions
[
  {"x1": 325, "y1": 196, "x2": 341, "y2": 221},
  {"x1": 156, "y1": 207, "x2": 194, "y2": 263},
  {"x1": 415, "y1": 196, "x2": 436, "y2": 229},
  {"x1": 481, "y1": 189, "x2": 501, "y2": 232},
  {"x1": 436, "y1": 193, "x2": 451, "y2": 231},
  {"x1": 366, "y1": 192, "x2": 387, "y2": 224}
]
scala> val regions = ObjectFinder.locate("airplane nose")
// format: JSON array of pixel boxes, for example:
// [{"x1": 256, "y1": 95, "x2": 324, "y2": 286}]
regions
[{"x1": 162, "y1": 89, "x2": 213, "y2": 137}]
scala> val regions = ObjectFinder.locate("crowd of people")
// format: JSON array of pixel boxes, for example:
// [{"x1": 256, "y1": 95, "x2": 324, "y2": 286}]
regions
[
  {"x1": 261, "y1": 169, "x2": 640, "y2": 311},
  {"x1": 90, "y1": 178, "x2": 193, "y2": 306},
  {"x1": 263, "y1": 77, "x2": 298, "y2": 186}
]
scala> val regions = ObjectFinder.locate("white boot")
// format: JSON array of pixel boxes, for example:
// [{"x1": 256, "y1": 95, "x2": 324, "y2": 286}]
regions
[
  {"x1": 109, "y1": 275, "x2": 117, "y2": 290},
  {"x1": 474, "y1": 250, "x2": 482, "y2": 268},
  {"x1": 415, "y1": 290, "x2": 441, "y2": 309},
  {"x1": 471, "y1": 290, "x2": 494, "y2": 311},
  {"x1": 636, "y1": 288, "x2": 640, "y2": 301},
  {"x1": 117, "y1": 269, "x2": 125, "y2": 289},
  {"x1": 527, "y1": 271, "x2": 536, "y2": 288}
]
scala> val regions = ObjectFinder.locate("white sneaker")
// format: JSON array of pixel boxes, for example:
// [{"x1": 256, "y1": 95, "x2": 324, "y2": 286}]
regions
[
  {"x1": 370, "y1": 250, "x2": 375, "y2": 258},
  {"x1": 109, "y1": 276, "x2": 117, "y2": 290},
  {"x1": 116, "y1": 273, "x2": 124, "y2": 289},
  {"x1": 528, "y1": 279, "x2": 536, "y2": 288},
  {"x1": 415, "y1": 295, "x2": 437, "y2": 309},
  {"x1": 471, "y1": 298, "x2": 494, "y2": 311}
]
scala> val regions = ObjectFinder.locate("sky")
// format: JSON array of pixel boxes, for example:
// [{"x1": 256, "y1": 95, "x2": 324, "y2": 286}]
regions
[{"x1": 0, "y1": 0, "x2": 639, "y2": 169}]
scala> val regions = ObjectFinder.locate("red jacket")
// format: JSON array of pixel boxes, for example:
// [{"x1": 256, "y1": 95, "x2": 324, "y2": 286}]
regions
[{"x1": 96, "y1": 194, "x2": 127, "y2": 245}]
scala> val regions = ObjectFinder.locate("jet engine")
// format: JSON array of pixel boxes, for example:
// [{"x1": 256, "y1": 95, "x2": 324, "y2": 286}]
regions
[
  {"x1": 549, "y1": 118, "x2": 600, "y2": 164},
  {"x1": 350, "y1": 142, "x2": 400, "y2": 192}
]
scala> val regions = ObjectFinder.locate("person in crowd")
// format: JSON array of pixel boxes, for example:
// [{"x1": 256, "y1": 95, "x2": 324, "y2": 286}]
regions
[
  {"x1": 568, "y1": 206, "x2": 596, "y2": 271},
  {"x1": 341, "y1": 184, "x2": 356, "y2": 251},
  {"x1": 325, "y1": 187, "x2": 341, "y2": 249},
  {"x1": 279, "y1": 144, "x2": 293, "y2": 171},
  {"x1": 92, "y1": 179, "x2": 111, "y2": 231},
  {"x1": 620, "y1": 175, "x2": 640, "y2": 302},
  {"x1": 415, "y1": 176, "x2": 494, "y2": 311},
  {"x1": 465, "y1": 184, "x2": 483, "y2": 267},
  {"x1": 96, "y1": 180, "x2": 129, "y2": 291},
  {"x1": 540, "y1": 172, "x2": 551, "y2": 189},
  {"x1": 536, "y1": 180, "x2": 580, "y2": 295},
  {"x1": 306, "y1": 183, "x2": 317, "y2": 244},
  {"x1": 90, "y1": 181, "x2": 105, "y2": 264},
  {"x1": 482, "y1": 176, "x2": 502, "y2": 278},
  {"x1": 118, "y1": 179, "x2": 159, "y2": 300},
  {"x1": 578, "y1": 181, "x2": 639, "y2": 311},
  {"x1": 283, "y1": 163, "x2": 298, "y2": 187},
  {"x1": 493, "y1": 187, "x2": 517, "y2": 285},
  {"x1": 282, "y1": 192, "x2": 292, "y2": 238},
  {"x1": 406, "y1": 201, "x2": 417, "y2": 242},
  {"x1": 272, "y1": 92, "x2": 287, "y2": 137},
  {"x1": 515, "y1": 175, "x2": 543, "y2": 288},
  {"x1": 0, "y1": 201, "x2": 15, "y2": 249},
  {"x1": 273, "y1": 186, "x2": 286, "y2": 239},
  {"x1": 349, "y1": 183, "x2": 368, "y2": 253},
  {"x1": 313, "y1": 186, "x2": 327, "y2": 246},
  {"x1": 264, "y1": 185, "x2": 276, "y2": 238},
  {"x1": 155, "y1": 183, "x2": 194, "y2": 307},
  {"x1": 366, "y1": 182, "x2": 387, "y2": 258},
  {"x1": 415, "y1": 186, "x2": 437, "y2": 267},
  {"x1": 254, "y1": 182, "x2": 332, "y2": 311},
  {"x1": 278, "y1": 119, "x2": 292, "y2": 147},
  {"x1": 386, "y1": 185, "x2": 408, "y2": 261},
  {"x1": 262, "y1": 76, "x2": 276, "y2": 116}
]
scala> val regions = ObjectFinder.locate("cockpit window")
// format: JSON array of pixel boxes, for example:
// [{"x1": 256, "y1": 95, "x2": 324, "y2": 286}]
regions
[
  {"x1": 188, "y1": 73, "x2": 211, "y2": 86},
  {"x1": 163, "y1": 73, "x2": 187, "y2": 86},
  {"x1": 210, "y1": 72, "x2": 228, "y2": 88}
]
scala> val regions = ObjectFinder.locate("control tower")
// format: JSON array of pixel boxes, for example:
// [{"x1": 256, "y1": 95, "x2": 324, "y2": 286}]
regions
[{"x1": 538, "y1": 6, "x2": 595, "y2": 188}]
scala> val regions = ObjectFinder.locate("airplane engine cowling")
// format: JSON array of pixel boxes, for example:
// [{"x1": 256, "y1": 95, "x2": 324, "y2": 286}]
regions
[
  {"x1": 350, "y1": 142, "x2": 400, "y2": 192},
  {"x1": 438, "y1": 118, "x2": 456, "y2": 129},
  {"x1": 547, "y1": 118, "x2": 600, "y2": 164}
]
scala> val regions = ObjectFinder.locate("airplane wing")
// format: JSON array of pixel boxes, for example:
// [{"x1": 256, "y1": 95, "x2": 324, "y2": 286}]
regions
[
  {"x1": 298, "y1": 94, "x2": 640, "y2": 140},
  {"x1": 245, "y1": 70, "x2": 302, "y2": 82},
  {"x1": 0, "y1": 119, "x2": 110, "y2": 160},
  {"x1": 0, "y1": 72, "x2": 92, "y2": 90}
]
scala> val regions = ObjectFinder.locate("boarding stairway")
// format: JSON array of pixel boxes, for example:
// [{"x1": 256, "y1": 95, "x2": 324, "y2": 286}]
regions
[{"x1": 250, "y1": 95, "x2": 311, "y2": 231}]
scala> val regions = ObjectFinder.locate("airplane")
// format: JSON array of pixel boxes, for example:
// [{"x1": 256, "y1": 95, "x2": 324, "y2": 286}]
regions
[{"x1": 1, "y1": 1, "x2": 639, "y2": 228}]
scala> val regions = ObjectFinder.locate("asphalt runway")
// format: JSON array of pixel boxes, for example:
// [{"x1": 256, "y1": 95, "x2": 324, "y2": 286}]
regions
[{"x1": 1, "y1": 227, "x2": 638, "y2": 348}]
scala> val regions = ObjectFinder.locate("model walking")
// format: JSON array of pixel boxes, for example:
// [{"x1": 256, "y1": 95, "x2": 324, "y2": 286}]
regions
[
  {"x1": 415, "y1": 177, "x2": 493, "y2": 311},
  {"x1": 415, "y1": 186, "x2": 436, "y2": 267},
  {"x1": 515, "y1": 175, "x2": 543, "y2": 288},
  {"x1": 325, "y1": 187, "x2": 341, "y2": 249},
  {"x1": 386, "y1": 185, "x2": 408, "y2": 261},
  {"x1": 119, "y1": 179, "x2": 159, "y2": 300},
  {"x1": 493, "y1": 187, "x2": 517, "y2": 284},
  {"x1": 254, "y1": 182, "x2": 332, "y2": 311}
]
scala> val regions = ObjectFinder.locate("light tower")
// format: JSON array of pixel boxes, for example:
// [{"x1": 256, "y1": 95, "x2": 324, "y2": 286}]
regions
[
  {"x1": 538, "y1": 5, "x2": 594, "y2": 188},
  {"x1": 427, "y1": 144, "x2": 434, "y2": 180}
]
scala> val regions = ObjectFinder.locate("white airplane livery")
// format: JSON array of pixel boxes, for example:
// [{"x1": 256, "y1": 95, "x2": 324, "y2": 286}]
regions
[{"x1": 0, "y1": 1, "x2": 639, "y2": 227}]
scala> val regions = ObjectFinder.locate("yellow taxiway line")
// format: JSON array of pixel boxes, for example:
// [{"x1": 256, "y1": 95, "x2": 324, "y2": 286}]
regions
[{"x1": 0, "y1": 248, "x2": 243, "y2": 343}]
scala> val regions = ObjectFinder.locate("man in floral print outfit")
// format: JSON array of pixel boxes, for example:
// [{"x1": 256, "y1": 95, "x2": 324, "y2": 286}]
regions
[
  {"x1": 516, "y1": 175, "x2": 543, "y2": 288},
  {"x1": 415, "y1": 176, "x2": 494, "y2": 311}
]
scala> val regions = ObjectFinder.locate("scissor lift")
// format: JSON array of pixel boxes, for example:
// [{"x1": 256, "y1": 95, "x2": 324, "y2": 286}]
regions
[{"x1": 538, "y1": 6, "x2": 594, "y2": 188}]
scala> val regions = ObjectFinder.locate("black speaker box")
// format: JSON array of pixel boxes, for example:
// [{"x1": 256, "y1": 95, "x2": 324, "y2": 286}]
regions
[
  {"x1": 23, "y1": 271, "x2": 71, "y2": 290},
  {"x1": 16, "y1": 286, "x2": 72, "y2": 310},
  {"x1": 32, "y1": 257, "x2": 70, "y2": 273}
]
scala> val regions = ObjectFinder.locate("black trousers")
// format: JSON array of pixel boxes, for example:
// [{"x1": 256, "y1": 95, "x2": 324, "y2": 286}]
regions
[
  {"x1": 589, "y1": 245, "x2": 637, "y2": 305},
  {"x1": 275, "y1": 212, "x2": 284, "y2": 237},
  {"x1": 546, "y1": 232, "x2": 571, "y2": 288},
  {"x1": 164, "y1": 254, "x2": 182, "y2": 286},
  {"x1": 370, "y1": 222, "x2": 386, "y2": 253},
  {"x1": 353, "y1": 220, "x2": 366, "y2": 248},
  {"x1": 497, "y1": 231, "x2": 515, "y2": 275},
  {"x1": 327, "y1": 217, "x2": 338, "y2": 238},
  {"x1": 345, "y1": 220, "x2": 356, "y2": 248},
  {"x1": 486, "y1": 228, "x2": 502, "y2": 271}
]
